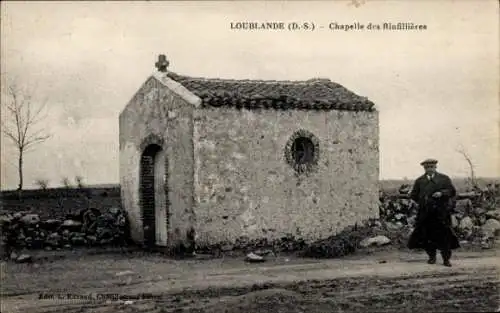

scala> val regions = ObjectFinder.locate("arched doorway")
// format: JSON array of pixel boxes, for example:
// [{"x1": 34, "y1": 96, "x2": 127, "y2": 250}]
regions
[{"x1": 140, "y1": 143, "x2": 168, "y2": 247}]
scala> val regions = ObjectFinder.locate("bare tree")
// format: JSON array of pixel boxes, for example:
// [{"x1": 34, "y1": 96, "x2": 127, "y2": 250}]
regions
[
  {"x1": 35, "y1": 179, "x2": 49, "y2": 190},
  {"x1": 1, "y1": 80, "x2": 51, "y2": 191},
  {"x1": 456, "y1": 148, "x2": 477, "y2": 189}
]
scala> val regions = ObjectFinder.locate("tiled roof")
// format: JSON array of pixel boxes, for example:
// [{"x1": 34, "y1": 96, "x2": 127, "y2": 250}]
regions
[{"x1": 166, "y1": 72, "x2": 375, "y2": 111}]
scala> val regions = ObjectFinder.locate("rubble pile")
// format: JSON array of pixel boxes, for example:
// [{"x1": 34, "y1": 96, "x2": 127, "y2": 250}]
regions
[
  {"x1": 301, "y1": 218, "x2": 411, "y2": 258},
  {"x1": 0, "y1": 207, "x2": 131, "y2": 259},
  {"x1": 197, "y1": 234, "x2": 307, "y2": 257}
]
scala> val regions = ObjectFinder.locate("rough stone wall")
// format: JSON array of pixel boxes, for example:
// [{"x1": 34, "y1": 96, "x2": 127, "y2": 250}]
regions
[
  {"x1": 119, "y1": 75, "x2": 195, "y2": 247},
  {"x1": 193, "y1": 108, "x2": 379, "y2": 247}
]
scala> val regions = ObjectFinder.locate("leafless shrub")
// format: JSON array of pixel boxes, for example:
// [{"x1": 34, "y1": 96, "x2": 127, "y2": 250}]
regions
[
  {"x1": 61, "y1": 177, "x2": 72, "y2": 188},
  {"x1": 34, "y1": 179, "x2": 49, "y2": 190},
  {"x1": 75, "y1": 176, "x2": 84, "y2": 188}
]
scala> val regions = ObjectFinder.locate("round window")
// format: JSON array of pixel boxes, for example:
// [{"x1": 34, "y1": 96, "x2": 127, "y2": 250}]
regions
[{"x1": 285, "y1": 130, "x2": 320, "y2": 174}]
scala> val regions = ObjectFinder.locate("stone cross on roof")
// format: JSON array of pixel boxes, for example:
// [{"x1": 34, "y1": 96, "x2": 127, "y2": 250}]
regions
[{"x1": 155, "y1": 54, "x2": 170, "y2": 72}]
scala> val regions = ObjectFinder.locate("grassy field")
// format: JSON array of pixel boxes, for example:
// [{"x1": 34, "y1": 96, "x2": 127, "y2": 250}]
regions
[{"x1": 0, "y1": 187, "x2": 121, "y2": 219}]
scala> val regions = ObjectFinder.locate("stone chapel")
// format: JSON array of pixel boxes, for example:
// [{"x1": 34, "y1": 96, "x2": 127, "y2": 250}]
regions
[{"x1": 119, "y1": 55, "x2": 379, "y2": 250}]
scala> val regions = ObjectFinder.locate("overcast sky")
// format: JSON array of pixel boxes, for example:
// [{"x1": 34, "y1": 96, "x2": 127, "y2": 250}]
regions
[{"x1": 1, "y1": 1, "x2": 498, "y2": 190}]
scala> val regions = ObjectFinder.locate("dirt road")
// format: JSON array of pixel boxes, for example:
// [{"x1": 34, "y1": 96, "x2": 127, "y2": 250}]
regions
[{"x1": 2, "y1": 248, "x2": 499, "y2": 313}]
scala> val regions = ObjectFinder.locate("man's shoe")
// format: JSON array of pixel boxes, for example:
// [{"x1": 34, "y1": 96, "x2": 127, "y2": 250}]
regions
[
  {"x1": 427, "y1": 257, "x2": 436, "y2": 264},
  {"x1": 443, "y1": 260, "x2": 452, "y2": 267}
]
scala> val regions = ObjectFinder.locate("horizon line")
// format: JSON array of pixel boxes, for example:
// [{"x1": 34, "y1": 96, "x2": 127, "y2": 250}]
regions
[{"x1": 1, "y1": 176, "x2": 499, "y2": 192}]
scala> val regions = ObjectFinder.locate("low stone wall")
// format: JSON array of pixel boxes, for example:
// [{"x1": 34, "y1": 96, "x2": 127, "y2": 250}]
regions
[{"x1": 0, "y1": 206, "x2": 132, "y2": 261}]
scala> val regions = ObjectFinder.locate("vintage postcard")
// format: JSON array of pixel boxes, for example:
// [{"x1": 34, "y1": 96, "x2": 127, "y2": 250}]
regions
[{"x1": 1, "y1": 1, "x2": 499, "y2": 312}]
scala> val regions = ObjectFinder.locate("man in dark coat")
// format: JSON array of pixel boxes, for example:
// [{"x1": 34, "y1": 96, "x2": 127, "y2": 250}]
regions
[{"x1": 407, "y1": 158, "x2": 460, "y2": 267}]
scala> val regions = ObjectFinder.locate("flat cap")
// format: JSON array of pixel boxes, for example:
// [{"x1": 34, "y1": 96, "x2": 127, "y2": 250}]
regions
[{"x1": 420, "y1": 158, "x2": 438, "y2": 166}]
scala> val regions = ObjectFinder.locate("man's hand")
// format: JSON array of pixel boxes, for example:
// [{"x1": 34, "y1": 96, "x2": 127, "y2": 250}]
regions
[{"x1": 432, "y1": 191, "x2": 442, "y2": 198}]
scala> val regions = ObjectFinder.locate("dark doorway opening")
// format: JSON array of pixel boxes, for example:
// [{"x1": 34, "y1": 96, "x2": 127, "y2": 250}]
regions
[{"x1": 140, "y1": 144, "x2": 162, "y2": 247}]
